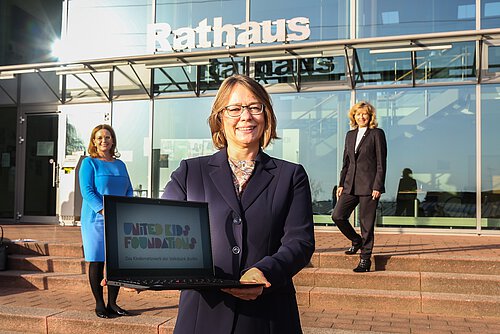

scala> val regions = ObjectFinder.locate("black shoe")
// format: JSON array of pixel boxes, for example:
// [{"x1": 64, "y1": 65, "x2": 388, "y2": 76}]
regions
[
  {"x1": 345, "y1": 245, "x2": 361, "y2": 255},
  {"x1": 107, "y1": 305, "x2": 131, "y2": 316},
  {"x1": 95, "y1": 309, "x2": 109, "y2": 319},
  {"x1": 353, "y1": 259, "x2": 371, "y2": 272}
]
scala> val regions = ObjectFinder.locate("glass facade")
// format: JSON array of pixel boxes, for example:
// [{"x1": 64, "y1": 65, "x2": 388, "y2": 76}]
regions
[
  {"x1": 481, "y1": 84, "x2": 500, "y2": 230},
  {"x1": 1, "y1": 0, "x2": 500, "y2": 232},
  {"x1": 357, "y1": 0, "x2": 476, "y2": 38}
]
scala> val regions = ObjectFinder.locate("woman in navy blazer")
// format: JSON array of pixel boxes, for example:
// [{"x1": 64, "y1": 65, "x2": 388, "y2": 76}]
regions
[
  {"x1": 162, "y1": 74, "x2": 315, "y2": 334},
  {"x1": 331, "y1": 101, "x2": 387, "y2": 272}
]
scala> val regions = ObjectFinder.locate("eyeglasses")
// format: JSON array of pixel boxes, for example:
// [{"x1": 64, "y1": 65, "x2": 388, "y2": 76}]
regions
[{"x1": 224, "y1": 103, "x2": 264, "y2": 118}]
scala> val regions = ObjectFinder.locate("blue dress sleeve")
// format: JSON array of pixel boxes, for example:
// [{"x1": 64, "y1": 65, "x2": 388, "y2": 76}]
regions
[{"x1": 79, "y1": 158, "x2": 104, "y2": 213}]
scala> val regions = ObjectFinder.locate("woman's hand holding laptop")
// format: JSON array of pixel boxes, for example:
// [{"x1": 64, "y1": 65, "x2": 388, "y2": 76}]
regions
[
  {"x1": 100, "y1": 278, "x2": 144, "y2": 294},
  {"x1": 221, "y1": 267, "x2": 271, "y2": 300}
]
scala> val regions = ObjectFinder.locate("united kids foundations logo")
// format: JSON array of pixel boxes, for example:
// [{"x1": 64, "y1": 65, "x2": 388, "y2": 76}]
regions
[{"x1": 123, "y1": 222, "x2": 197, "y2": 250}]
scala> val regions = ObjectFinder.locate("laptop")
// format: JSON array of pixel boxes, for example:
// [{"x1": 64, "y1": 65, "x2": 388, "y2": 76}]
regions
[{"x1": 103, "y1": 195, "x2": 263, "y2": 290}]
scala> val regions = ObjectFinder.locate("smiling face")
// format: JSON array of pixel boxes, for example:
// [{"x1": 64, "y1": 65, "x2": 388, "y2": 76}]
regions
[
  {"x1": 221, "y1": 84, "x2": 265, "y2": 155},
  {"x1": 92, "y1": 129, "x2": 113, "y2": 158},
  {"x1": 355, "y1": 110, "x2": 371, "y2": 128}
]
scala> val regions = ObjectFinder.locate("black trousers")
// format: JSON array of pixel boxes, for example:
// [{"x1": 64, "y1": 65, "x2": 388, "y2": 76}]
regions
[{"x1": 331, "y1": 193, "x2": 378, "y2": 260}]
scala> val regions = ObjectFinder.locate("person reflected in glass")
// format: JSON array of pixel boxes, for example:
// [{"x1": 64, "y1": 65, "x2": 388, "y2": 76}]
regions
[
  {"x1": 79, "y1": 124, "x2": 133, "y2": 319},
  {"x1": 162, "y1": 74, "x2": 315, "y2": 333},
  {"x1": 395, "y1": 168, "x2": 418, "y2": 217},
  {"x1": 331, "y1": 101, "x2": 387, "y2": 273}
]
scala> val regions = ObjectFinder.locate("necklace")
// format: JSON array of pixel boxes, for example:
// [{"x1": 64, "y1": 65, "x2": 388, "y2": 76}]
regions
[{"x1": 228, "y1": 158, "x2": 256, "y2": 195}]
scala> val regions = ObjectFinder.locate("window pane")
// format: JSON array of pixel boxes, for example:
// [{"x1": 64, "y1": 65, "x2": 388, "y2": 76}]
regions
[
  {"x1": 270, "y1": 91, "x2": 351, "y2": 218},
  {"x1": 487, "y1": 45, "x2": 500, "y2": 74},
  {"x1": 358, "y1": 86, "x2": 477, "y2": 228},
  {"x1": 199, "y1": 58, "x2": 245, "y2": 92},
  {"x1": 0, "y1": 1, "x2": 61, "y2": 65},
  {"x1": 64, "y1": 0, "x2": 152, "y2": 61},
  {"x1": 112, "y1": 100, "x2": 150, "y2": 197},
  {"x1": 250, "y1": 0, "x2": 349, "y2": 42},
  {"x1": 0, "y1": 107, "x2": 17, "y2": 218},
  {"x1": 255, "y1": 60, "x2": 297, "y2": 85},
  {"x1": 20, "y1": 72, "x2": 60, "y2": 104},
  {"x1": 357, "y1": 0, "x2": 475, "y2": 38},
  {"x1": 152, "y1": 97, "x2": 215, "y2": 198},
  {"x1": 154, "y1": 66, "x2": 198, "y2": 95},
  {"x1": 156, "y1": 0, "x2": 245, "y2": 51},
  {"x1": 415, "y1": 42, "x2": 476, "y2": 83},
  {"x1": 0, "y1": 79, "x2": 17, "y2": 105},
  {"x1": 481, "y1": 85, "x2": 500, "y2": 230},
  {"x1": 355, "y1": 49, "x2": 413, "y2": 86},
  {"x1": 482, "y1": 0, "x2": 500, "y2": 29}
]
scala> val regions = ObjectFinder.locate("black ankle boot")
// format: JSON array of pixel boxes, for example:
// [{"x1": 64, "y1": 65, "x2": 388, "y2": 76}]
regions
[
  {"x1": 353, "y1": 258, "x2": 371, "y2": 272},
  {"x1": 345, "y1": 244, "x2": 361, "y2": 255}
]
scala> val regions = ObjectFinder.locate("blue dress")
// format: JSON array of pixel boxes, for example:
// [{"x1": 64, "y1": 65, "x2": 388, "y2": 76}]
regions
[{"x1": 79, "y1": 157, "x2": 133, "y2": 262}]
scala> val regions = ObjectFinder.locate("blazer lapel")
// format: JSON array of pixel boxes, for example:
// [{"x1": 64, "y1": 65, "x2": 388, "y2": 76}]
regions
[
  {"x1": 208, "y1": 149, "x2": 242, "y2": 215},
  {"x1": 240, "y1": 151, "x2": 276, "y2": 211}
]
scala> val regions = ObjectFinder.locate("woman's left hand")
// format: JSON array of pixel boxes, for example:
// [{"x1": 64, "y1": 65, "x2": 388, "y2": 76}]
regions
[{"x1": 221, "y1": 267, "x2": 271, "y2": 300}]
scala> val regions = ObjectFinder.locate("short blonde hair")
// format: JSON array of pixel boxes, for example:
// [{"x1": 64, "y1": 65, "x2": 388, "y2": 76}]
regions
[
  {"x1": 348, "y1": 101, "x2": 378, "y2": 129},
  {"x1": 207, "y1": 74, "x2": 278, "y2": 150},
  {"x1": 87, "y1": 124, "x2": 120, "y2": 158}
]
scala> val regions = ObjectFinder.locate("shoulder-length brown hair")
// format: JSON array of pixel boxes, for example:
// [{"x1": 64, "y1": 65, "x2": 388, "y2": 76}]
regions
[
  {"x1": 348, "y1": 101, "x2": 378, "y2": 129},
  {"x1": 87, "y1": 124, "x2": 120, "y2": 158},
  {"x1": 207, "y1": 74, "x2": 279, "y2": 150}
]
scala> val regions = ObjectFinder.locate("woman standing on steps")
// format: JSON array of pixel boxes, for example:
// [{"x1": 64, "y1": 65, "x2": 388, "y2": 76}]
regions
[
  {"x1": 331, "y1": 101, "x2": 387, "y2": 273},
  {"x1": 79, "y1": 124, "x2": 133, "y2": 319}
]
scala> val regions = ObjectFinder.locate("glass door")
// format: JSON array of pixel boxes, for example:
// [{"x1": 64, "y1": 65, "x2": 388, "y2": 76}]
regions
[
  {"x1": 0, "y1": 107, "x2": 17, "y2": 221},
  {"x1": 20, "y1": 113, "x2": 59, "y2": 223}
]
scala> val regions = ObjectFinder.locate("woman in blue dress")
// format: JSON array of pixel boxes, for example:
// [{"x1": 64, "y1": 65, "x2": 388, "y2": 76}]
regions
[{"x1": 79, "y1": 124, "x2": 133, "y2": 318}]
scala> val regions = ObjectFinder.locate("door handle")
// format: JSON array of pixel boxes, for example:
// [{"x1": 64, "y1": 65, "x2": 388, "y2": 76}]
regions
[{"x1": 49, "y1": 159, "x2": 59, "y2": 188}]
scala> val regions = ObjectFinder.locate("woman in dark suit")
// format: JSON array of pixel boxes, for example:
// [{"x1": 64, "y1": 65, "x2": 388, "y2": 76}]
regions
[
  {"x1": 331, "y1": 101, "x2": 387, "y2": 272},
  {"x1": 161, "y1": 74, "x2": 315, "y2": 334}
]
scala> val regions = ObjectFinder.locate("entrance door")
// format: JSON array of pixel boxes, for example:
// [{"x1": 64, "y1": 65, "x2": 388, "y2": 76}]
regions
[{"x1": 19, "y1": 113, "x2": 59, "y2": 223}]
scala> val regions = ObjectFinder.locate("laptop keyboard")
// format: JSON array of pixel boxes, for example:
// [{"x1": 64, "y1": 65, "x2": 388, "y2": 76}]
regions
[{"x1": 121, "y1": 277, "x2": 238, "y2": 287}]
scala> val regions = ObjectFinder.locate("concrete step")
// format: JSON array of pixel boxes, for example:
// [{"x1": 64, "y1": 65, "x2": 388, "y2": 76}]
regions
[
  {"x1": 314, "y1": 252, "x2": 500, "y2": 275},
  {"x1": 0, "y1": 271, "x2": 88, "y2": 290},
  {"x1": 0, "y1": 305, "x2": 176, "y2": 334},
  {"x1": 7, "y1": 255, "x2": 87, "y2": 274},
  {"x1": 298, "y1": 286, "x2": 500, "y2": 318},
  {"x1": 295, "y1": 267, "x2": 500, "y2": 296},
  {"x1": 1, "y1": 295, "x2": 499, "y2": 334},
  {"x1": 6, "y1": 242, "x2": 83, "y2": 258}
]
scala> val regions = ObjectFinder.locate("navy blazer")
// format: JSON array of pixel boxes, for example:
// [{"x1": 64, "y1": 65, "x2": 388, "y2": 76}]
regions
[
  {"x1": 162, "y1": 148, "x2": 315, "y2": 334},
  {"x1": 339, "y1": 128, "x2": 387, "y2": 196}
]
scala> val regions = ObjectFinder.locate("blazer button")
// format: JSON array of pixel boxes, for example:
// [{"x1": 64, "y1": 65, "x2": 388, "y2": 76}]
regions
[
  {"x1": 232, "y1": 246, "x2": 241, "y2": 255},
  {"x1": 233, "y1": 217, "x2": 241, "y2": 225}
]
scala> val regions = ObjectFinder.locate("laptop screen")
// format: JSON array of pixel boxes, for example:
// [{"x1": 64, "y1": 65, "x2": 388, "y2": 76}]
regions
[{"x1": 104, "y1": 195, "x2": 214, "y2": 280}]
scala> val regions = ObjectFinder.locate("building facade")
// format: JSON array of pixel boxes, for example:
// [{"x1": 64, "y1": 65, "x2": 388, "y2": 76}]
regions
[{"x1": 1, "y1": 0, "x2": 500, "y2": 234}]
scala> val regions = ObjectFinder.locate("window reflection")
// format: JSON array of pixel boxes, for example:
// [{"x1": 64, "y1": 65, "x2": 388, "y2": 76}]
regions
[
  {"x1": 357, "y1": 0, "x2": 475, "y2": 38},
  {"x1": 481, "y1": 85, "x2": 500, "y2": 230},
  {"x1": 65, "y1": 0, "x2": 152, "y2": 60},
  {"x1": 415, "y1": 42, "x2": 476, "y2": 83},
  {"x1": 355, "y1": 49, "x2": 413, "y2": 86},
  {"x1": 358, "y1": 86, "x2": 477, "y2": 227},
  {"x1": 482, "y1": 0, "x2": 500, "y2": 29},
  {"x1": 153, "y1": 97, "x2": 214, "y2": 198},
  {"x1": 250, "y1": 0, "x2": 349, "y2": 42}
]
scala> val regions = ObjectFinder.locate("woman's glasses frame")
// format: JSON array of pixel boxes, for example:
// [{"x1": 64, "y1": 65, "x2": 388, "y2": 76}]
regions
[{"x1": 223, "y1": 103, "x2": 264, "y2": 118}]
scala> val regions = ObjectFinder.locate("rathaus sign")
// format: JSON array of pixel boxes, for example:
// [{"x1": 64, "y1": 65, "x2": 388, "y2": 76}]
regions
[{"x1": 148, "y1": 17, "x2": 311, "y2": 53}]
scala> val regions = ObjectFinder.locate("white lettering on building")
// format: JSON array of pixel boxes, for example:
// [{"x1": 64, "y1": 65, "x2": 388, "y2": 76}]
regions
[{"x1": 147, "y1": 17, "x2": 310, "y2": 53}]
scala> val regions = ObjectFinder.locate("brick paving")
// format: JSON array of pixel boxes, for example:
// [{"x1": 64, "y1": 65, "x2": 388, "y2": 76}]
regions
[{"x1": 1, "y1": 224, "x2": 500, "y2": 333}]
